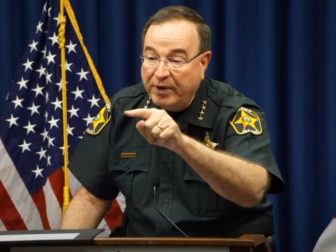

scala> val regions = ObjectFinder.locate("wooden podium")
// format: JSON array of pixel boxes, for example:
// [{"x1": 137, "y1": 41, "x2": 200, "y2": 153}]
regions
[{"x1": 0, "y1": 230, "x2": 272, "y2": 252}]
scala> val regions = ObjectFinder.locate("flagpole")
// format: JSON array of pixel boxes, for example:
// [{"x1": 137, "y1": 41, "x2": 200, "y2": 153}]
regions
[
  {"x1": 64, "y1": 0, "x2": 111, "y2": 110},
  {"x1": 60, "y1": 0, "x2": 112, "y2": 213},
  {"x1": 59, "y1": 0, "x2": 71, "y2": 212}
]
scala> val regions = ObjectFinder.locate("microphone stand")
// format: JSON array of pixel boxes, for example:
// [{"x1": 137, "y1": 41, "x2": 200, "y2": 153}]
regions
[{"x1": 153, "y1": 185, "x2": 188, "y2": 237}]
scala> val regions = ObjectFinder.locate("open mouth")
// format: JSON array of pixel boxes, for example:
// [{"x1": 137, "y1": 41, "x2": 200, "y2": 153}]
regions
[
  {"x1": 156, "y1": 86, "x2": 169, "y2": 91},
  {"x1": 154, "y1": 85, "x2": 172, "y2": 95}
]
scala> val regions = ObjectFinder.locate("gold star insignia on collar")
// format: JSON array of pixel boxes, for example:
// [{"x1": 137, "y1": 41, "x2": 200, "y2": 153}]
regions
[
  {"x1": 203, "y1": 132, "x2": 219, "y2": 149},
  {"x1": 86, "y1": 106, "x2": 111, "y2": 135},
  {"x1": 198, "y1": 100, "x2": 208, "y2": 121},
  {"x1": 230, "y1": 107, "x2": 263, "y2": 135}
]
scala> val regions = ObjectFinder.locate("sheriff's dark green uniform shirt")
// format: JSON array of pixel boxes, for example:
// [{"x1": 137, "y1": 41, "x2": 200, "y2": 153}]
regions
[{"x1": 70, "y1": 77, "x2": 284, "y2": 237}]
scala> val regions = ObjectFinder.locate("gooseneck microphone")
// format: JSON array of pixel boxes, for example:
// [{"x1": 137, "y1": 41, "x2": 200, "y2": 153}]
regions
[
  {"x1": 152, "y1": 183, "x2": 189, "y2": 237},
  {"x1": 151, "y1": 146, "x2": 188, "y2": 237}
]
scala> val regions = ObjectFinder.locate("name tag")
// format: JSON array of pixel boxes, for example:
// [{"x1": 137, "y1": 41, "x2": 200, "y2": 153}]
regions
[{"x1": 120, "y1": 152, "x2": 137, "y2": 159}]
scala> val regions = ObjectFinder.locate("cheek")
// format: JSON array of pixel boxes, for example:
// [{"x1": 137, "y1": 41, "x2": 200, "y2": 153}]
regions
[
  {"x1": 185, "y1": 84, "x2": 200, "y2": 97},
  {"x1": 141, "y1": 65, "x2": 154, "y2": 78},
  {"x1": 178, "y1": 74, "x2": 200, "y2": 95},
  {"x1": 141, "y1": 67, "x2": 151, "y2": 87},
  {"x1": 140, "y1": 66, "x2": 146, "y2": 81}
]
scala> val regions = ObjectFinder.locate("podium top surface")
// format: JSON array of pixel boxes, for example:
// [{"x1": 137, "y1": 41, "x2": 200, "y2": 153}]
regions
[{"x1": 94, "y1": 234, "x2": 266, "y2": 247}]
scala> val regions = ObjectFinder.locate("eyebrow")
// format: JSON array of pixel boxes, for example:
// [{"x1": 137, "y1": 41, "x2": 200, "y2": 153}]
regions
[{"x1": 143, "y1": 46, "x2": 187, "y2": 56}]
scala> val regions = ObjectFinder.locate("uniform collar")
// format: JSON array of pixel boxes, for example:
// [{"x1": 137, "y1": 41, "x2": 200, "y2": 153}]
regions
[
  {"x1": 141, "y1": 78, "x2": 219, "y2": 130},
  {"x1": 178, "y1": 78, "x2": 219, "y2": 130}
]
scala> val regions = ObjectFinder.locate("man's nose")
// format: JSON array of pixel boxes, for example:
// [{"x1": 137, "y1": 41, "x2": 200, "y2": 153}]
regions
[{"x1": 154, "y1": 60, "x2": 170, "y2": 78}]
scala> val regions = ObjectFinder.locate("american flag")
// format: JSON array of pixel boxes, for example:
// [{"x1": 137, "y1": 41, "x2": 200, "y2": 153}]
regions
[{"x1": 0, "y1": 0, "x2": 124, "y2": 232}]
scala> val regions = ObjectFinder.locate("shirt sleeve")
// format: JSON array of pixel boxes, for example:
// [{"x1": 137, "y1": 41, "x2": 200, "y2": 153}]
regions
[
  {"x1": 69, "y1": 118, "x2": 119, "y2": 200},
  {"x1": 223, "y1": 106, "x2": 284, "y2": 193}
]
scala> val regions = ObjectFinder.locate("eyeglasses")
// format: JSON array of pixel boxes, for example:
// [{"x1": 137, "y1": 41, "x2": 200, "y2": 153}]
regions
[{"x1": 140, "y1": 52, "x2": 204, "y2": 70}]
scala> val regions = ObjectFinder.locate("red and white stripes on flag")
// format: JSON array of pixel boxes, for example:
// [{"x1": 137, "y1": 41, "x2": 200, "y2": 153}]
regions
[
  {"x1": 0, "y1": 139, "x2": 125, "y2": 231},
  {"x1": 0, "y1": 0, "x2": 124, "y2": 233},
  {"x1": 313, "y1": 217, "x2": 336, "y2": 252},
  {"x1": 0, "y1": 140, "x2": 62, "y2": 229}
]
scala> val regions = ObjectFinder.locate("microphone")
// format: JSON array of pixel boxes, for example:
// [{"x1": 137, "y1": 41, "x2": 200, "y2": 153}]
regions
[
  {"x1": 152, "y1": 183, "x2": 188, "y2": 237},
  {"x1": 151, "y1": 146, "x2": 188, "y2": 237}
]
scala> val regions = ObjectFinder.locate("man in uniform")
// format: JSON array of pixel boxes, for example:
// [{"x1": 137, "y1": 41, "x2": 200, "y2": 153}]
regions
[{"x1": 61, "y1": 6, "x2": 284, "y2": 237}]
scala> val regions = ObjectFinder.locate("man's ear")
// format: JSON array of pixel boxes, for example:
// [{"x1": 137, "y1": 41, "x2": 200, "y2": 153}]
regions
[{"x1": 200, "y1": 51, "x2": 212, "y2": 79}]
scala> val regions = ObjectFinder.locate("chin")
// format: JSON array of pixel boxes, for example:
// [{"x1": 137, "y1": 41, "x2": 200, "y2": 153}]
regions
[{"x1": 152, "y1": 98, "x2": 175, "y2": 111}]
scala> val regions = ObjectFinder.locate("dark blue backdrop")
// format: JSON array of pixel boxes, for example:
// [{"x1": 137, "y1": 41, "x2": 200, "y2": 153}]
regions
[{"x1": 1, "y1": 0, "x2": 336, "y2": 251}]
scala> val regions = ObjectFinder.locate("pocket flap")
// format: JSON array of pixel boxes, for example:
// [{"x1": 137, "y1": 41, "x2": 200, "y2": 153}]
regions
[{"x1": 183, "y1": 167, "x2": 206, "y2": 183}]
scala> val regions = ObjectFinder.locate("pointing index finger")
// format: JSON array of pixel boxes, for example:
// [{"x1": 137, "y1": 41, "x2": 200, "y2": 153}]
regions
[{"x1": 124, "y1": 108, "x2": 152, "y2": 119}]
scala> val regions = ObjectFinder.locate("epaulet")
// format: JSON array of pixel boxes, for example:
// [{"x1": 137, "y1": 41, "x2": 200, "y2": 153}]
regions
[
  {"x1": 112, "y1": 83, "x2": 146, "y2": 102},
  {"x1": 206, "y1": 79, "x2": 263, "y2": 135}
]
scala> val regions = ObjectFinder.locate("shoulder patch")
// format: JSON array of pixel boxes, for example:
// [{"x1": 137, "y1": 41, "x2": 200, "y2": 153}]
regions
[
  {"x1": 230, "y1": 107, "x2": 262, "y2": 135},
  {"x1": 86, "y1": 106, "x2": 111, "y2": 135}
]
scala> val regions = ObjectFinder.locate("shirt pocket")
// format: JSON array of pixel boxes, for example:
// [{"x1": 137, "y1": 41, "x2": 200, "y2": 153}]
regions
[{"x1": 109, "y1": 148, "x2": 150, "y2": 204}]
